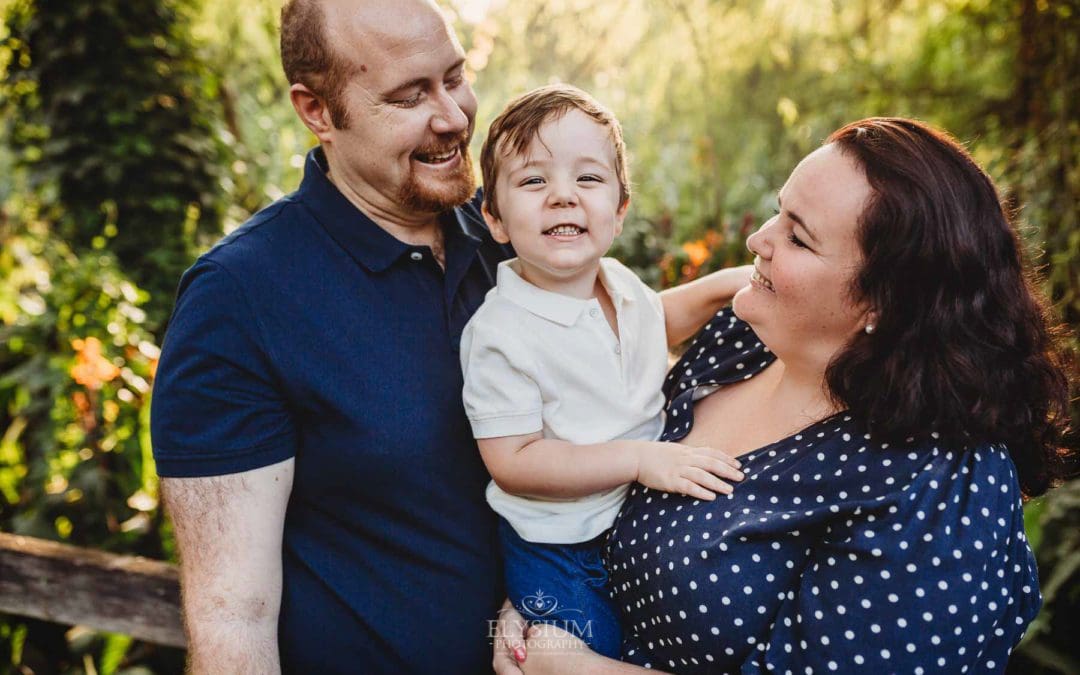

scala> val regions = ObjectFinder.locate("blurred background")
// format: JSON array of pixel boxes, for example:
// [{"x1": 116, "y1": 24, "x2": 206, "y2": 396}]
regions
[{"x1": 0, "y1": 0, "x2": 1076, "y2": 672}]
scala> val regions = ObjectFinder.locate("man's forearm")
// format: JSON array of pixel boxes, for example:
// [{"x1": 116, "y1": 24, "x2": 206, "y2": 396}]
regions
[{"x1": 186, "y1": 620, "x2": 280, "y2": 674}]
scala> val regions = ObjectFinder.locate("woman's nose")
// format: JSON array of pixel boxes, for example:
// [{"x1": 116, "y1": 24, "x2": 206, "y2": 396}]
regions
[{"x1": 746, "y1": 216, "x2": 777, "y2": 258}]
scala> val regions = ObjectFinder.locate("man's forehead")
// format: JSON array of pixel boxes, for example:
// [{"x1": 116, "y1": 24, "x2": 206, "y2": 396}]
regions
[{"x1": 323, "y1": 0, "x2": 460, "y2": 65}]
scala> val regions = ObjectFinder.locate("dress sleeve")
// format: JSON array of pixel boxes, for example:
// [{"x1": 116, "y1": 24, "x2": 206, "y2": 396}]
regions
[
  {"x1": 459, "y1": 312, "x2": 543, "y2": 439},
  {"x1": 151, "y1": 259, "x2": 297, "y2": 477},
  {"x1": 743, "y1": 445, "x2": 1041, "y2": 674}
]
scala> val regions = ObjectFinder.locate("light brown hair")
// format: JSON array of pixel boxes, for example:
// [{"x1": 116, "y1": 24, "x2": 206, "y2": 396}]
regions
[
  {"x1": 280, "y1": 0, "x2": 356, "y2": 129},
  {"x1": 480, "y1": 84, "x2": 631, "y2": 219}
]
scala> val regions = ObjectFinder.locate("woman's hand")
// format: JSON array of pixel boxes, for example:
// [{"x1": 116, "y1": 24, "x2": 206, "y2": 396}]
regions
[
  {"x1": 493, "y1": 599, "x2": 528, "y2": 674},
  {"x1": 519, "y1": 624, "x2": 597, "y2": 674},
  {"x1": 635, "y1": 441, "x2": 743, "y2": 500}
]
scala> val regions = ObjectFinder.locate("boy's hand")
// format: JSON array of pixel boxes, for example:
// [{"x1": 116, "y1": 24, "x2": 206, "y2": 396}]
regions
[{"x1": 634, "y1": 441, "x2": 743, "y2": 500}]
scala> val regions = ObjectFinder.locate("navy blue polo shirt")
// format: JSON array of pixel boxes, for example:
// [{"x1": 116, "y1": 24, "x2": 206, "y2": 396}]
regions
[{"x1": 152, "y1": 147, "x2": 510, "y2": 673}]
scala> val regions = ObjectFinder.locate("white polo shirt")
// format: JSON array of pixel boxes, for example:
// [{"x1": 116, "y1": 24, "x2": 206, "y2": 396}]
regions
[{"x1": 460, "y1": 257, "x2": 668, "y2": 544}]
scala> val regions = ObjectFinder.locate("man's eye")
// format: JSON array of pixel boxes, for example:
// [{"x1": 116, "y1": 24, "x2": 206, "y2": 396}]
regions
[
  {"x1": 393, "y1": 92, "x2": 423, "y2": 108},
  {"x1": 446, "y1": 74, "x2": 464, "y2": 88}
]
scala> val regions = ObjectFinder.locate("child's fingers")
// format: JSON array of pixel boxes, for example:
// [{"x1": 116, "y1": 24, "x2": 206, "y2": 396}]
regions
[
  {"x1": 695, "y1": 445, "x2": 742, "y2": 469},
  {"x1": 682, "y1": 467, "x2": 734, "y2": 496},
  {"x1": 695, "y1": 456, "x2": 745, "y2": 482},
  {"x1": 677, "y1": 477, "x2": 717, "y2": 501}
]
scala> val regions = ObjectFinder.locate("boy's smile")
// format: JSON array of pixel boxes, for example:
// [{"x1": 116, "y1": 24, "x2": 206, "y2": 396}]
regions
[{"x1": 484, "y1": 108, "x2": 628, "y2": 299}]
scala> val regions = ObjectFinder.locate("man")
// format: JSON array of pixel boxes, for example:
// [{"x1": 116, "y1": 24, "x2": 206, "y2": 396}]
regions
[
  {"x1": 152, "y1": 0, "x2": 511, "y2": 671},
  {"x1": 152, "y1": 0, "x2": 746, "y2": 671}
]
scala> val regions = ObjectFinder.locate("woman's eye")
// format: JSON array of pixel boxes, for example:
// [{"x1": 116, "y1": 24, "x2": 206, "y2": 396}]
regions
[{"x1": 787, "y1": 232, "x2": 809, "y2": 249}]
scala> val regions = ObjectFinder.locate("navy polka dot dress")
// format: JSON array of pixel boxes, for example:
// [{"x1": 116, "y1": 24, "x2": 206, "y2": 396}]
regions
[{"x1": 604, "y1": 309, "x2": 1042, "y2": 673}]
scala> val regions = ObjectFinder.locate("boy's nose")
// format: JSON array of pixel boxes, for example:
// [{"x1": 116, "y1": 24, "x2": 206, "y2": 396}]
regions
[{"x1": 546, "y1": 179, "x2": 578, "y2": 207}]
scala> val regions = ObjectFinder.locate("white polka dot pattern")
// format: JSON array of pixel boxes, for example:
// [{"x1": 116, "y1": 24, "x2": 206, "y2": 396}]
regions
[{"x1": 603, "y1": 309, "x2": 1042, "y2": 673}]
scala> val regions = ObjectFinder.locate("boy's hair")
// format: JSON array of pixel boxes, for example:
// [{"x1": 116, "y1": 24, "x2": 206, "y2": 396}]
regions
[{"x1": 480, "y1": 84, "x2": 631, "y2": 220}]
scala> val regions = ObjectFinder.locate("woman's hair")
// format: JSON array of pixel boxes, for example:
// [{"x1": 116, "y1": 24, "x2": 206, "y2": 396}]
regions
[{"x1": 823, "y1": 117, "x2": 1074, "y2": 498}]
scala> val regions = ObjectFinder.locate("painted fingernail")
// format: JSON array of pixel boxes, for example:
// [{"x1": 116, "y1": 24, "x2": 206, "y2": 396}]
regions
[{"x1": 514, "y1": 647, "x2": 527, "y2": 662}]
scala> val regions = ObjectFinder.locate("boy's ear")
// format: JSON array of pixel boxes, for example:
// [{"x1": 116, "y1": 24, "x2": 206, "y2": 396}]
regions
[
  {"x1": 289, "y1": 83, "x2": 335, "y2": 143},
  {"x1": 613, "y1": 197, "x2": 631, "y2": 237},
  {"x1": 482, "y1": 202, "x2": 511, "y2": 245}
]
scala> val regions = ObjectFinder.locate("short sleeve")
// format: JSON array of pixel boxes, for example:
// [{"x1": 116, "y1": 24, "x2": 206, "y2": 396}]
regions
[
  {"x1": 459, "y1": 313, "x2": 543, "y2": 439},
  {"x1": 743, "y1": 445, "x2": 1041, "y2": 673},
  {"x1": 151, "y1": 260, "x2": 296, "y2": 477}
]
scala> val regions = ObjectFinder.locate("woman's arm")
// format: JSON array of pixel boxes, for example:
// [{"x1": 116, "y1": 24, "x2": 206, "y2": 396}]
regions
[
  {"x1": 659, "y1": 265, "x2": 752, "y2": 346},
  {"x1": 478, "y1": 433, "x2": 743, "y2": 501}
]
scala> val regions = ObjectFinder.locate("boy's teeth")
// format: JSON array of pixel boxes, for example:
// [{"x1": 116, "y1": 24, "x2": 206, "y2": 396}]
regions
[{"x1": 547, "y1": 225, "x2": 583, "y2": 236}]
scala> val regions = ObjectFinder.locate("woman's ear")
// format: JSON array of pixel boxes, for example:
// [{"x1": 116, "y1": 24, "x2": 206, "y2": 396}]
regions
[{"x1": 482, "y1": 203, "x2": 511, "y2": 245}]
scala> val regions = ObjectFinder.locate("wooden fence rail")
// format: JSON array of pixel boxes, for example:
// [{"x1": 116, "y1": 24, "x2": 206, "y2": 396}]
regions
[{"x1": 0, "y1": 532, "x2": 185, "y2": 648}]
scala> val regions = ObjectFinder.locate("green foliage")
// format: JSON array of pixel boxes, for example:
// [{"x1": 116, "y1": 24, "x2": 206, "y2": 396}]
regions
[
  {"x1": 1009, "y1": 478, "x2": 1080, "y2": 674},
  {"x1": 0, "y1": 0, "x2": 1076, "y2": 672},
  {"x1": 1, "y1": 0, "x2": 228, "y2": 328}
]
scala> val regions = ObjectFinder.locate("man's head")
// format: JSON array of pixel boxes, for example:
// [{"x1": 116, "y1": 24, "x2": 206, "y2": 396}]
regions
[
  {"x1": 281, "y1": 0, "x2": 477, "y2": 216},
  {"x1": 480, "y1": 84, "x2": 631, "y2": 221},
  {"x1": 479, "y1": 85, "x2": 632, "y2": 291}
]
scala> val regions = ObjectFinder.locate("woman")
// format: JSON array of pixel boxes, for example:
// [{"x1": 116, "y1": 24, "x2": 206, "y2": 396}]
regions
[{"x1": 505, "y1": 117, "x2": 1074, "y2": 673}]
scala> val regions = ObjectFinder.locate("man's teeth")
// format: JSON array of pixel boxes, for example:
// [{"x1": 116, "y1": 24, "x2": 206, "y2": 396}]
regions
[
  {"x1": 752, "y1": 270, "x2": 774, "y2": 291},
  {"x1": 546, "y1": 225, "x2": 584, "y2": 236},
  {"x1": 416, "y1": 148, "x2": 457, "y2": 163}
]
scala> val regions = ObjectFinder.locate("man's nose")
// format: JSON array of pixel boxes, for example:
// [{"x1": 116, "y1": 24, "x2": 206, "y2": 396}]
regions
[{"x1": 430, "y1": 88, "x2": 469, "y2": 136}]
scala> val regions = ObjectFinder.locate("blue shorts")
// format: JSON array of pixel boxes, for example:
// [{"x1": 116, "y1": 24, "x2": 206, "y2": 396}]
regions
[{"x1": 498, "y1": 518, "x2": 622, "y2": 659}]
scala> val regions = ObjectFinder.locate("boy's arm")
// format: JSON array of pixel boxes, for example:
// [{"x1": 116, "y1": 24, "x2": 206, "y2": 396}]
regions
[
  {"x1": 477, "y1": 433, "x2": 742, "y2": 502},
  {"x1": 659, "y1": 264, "x2": 753, "y2": 346}
]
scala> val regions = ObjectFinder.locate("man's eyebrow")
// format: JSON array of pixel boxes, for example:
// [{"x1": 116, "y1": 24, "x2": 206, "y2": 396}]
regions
[
  {"x1": 777, "y1": 193, "x2": 820, "y2": 244},
  {"x1": 381, "y1": 59, "x2": 466, "y2": 99}
]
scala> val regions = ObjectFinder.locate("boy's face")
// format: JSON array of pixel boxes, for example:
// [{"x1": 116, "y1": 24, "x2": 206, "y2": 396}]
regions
[{"x1": 483, "y1": 108, "x2": 628, "y2": 292}]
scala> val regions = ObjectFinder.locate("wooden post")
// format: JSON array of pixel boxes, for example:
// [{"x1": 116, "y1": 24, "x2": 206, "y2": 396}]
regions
[{"x1": 0, "y1": 532, "x2": 185, "y2": 648}]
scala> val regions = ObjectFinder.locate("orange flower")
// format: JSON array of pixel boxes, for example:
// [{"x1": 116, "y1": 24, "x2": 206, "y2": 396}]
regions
[
  {"x1": 682, "y1": 239, "x2": 710, "y2": 268},
  {"x1": 70, "y1": 337, "x2": 121, "y2": 390}
]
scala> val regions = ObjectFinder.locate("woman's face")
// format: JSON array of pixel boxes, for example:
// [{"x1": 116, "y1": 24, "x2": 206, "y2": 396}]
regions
[{"x1": 733, "y1": 143, "x2": 874, "y2": 368}]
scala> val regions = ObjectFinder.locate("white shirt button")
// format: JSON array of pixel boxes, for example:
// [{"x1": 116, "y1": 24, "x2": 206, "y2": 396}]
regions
[
  {"x1": 614, "y1": 344, "x2": 622, "y2": 354},
  {"x1": 409, "y1": 251, "x2": 423, "y2": 261},
  {"x1": 589, "y1": 308, "x2": 600, "y2": 318}
]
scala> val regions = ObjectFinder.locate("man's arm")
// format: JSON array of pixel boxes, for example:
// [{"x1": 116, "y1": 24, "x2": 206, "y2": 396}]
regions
[
  {"x1": 659, "y1": 264, "x2": 753, "y2": 346},
  {"x1": 162, "y1": 458, "x2": 294, "y2": 674}
]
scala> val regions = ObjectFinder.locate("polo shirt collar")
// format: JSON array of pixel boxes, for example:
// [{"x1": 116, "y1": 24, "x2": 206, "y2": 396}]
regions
[
  {"x1": 495, "y1": 257, "x2": 636, "y2": 327},
  {"x1": 297, "y1": 147, "x2": 480, "y2": 273}
]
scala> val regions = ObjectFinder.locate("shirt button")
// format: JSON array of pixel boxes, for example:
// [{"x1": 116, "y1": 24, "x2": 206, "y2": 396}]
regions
[
  {"x1": 614, "y1": 344, "x2": 621, "y2": 354},
  {"x1": 409, "y1": 251, "x2": 423, "y2": 261},
  {"x1": 589, "y1": 308, "x2": 600, "y2": 318}
]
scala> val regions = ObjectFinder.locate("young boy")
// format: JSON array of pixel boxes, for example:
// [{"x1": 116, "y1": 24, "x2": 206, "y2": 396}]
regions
[{"x1": 461, "y1": 84, "x2": 748, "y2": 658}]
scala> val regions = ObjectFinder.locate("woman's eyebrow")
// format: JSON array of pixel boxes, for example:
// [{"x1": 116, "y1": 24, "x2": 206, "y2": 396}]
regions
[{"x1": 777, "y1": 194, "x2": 821, "y2": 244}]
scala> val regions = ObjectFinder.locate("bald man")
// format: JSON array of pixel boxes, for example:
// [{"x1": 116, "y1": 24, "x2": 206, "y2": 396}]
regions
[{"x1": 151, "y1": 1, "x2": 515, "y2": 671}]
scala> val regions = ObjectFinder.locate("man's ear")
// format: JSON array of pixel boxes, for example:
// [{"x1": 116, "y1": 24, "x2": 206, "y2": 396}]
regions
[
  {"x1": 289, "y1": 83, "x2": 335, "y2": 143},
  {"x1": 613, "y1": 197, "x2": 631, "y2": 237},
  {"x1": 482, "y1": 202, "x2": 511, "y2": 245}
]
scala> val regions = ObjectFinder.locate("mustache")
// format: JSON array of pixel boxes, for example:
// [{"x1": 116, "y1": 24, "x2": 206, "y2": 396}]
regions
[{"x1": 413, "y1": 132, "x2": 471, "y2": 156}]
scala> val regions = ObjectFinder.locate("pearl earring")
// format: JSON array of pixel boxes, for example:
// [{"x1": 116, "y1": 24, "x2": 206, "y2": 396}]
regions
[{"x1": 864, "y1": 324, "x2": 876, "y2": 335}]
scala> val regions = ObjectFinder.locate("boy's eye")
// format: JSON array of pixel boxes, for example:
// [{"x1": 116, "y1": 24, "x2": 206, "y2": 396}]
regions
[
  {"x1": 578, "y1": 174, "x2": 602, "y2": 183},
  {"x1": 520, "y1": 177, "x2": 545, "y2": 186}
]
